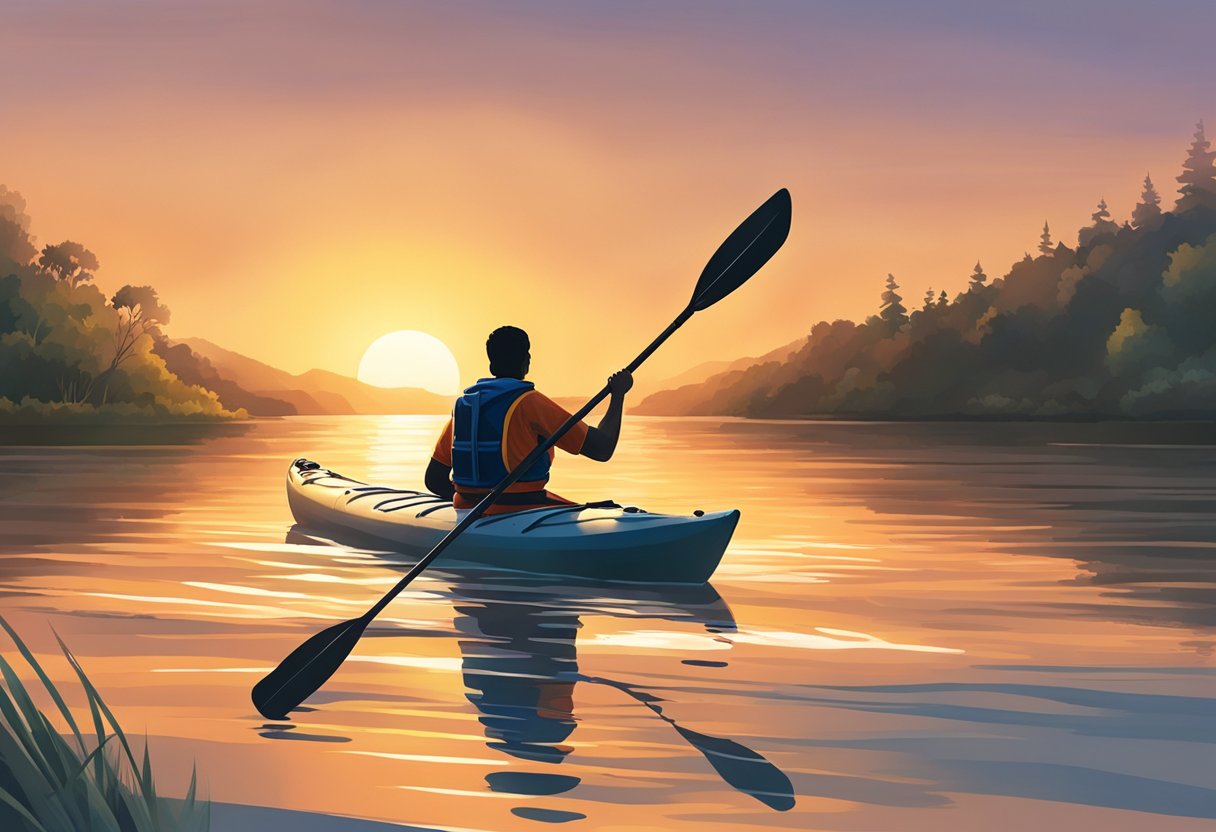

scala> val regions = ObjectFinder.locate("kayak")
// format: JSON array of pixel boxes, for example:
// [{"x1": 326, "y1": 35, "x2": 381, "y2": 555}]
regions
[{"x1": 286, "y1": 458, "x2": 738, "y2": 583}]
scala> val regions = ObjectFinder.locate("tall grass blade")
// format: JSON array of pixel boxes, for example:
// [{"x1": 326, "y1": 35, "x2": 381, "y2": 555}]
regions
[
  {"x1": 51, "y1": 734, "x2": 113, "y2": 795},
  {"x1": 54, "y1": 632, "x2": 143, "y2": 787},
  {"x1": 0, "y1": 618, "x2": 85, "y2": 754},
  {"x1": 142, "y1": 735, "x2": 159, "y2": 826},
  {"x1": 184, "y1": 764, "x2": 196, "y2": 810},
  {"x1": 0, "y1": 659, "x2": 60, "y2": 788},
  {"x1": 0, "y1": 713, "x2": 72, "y2": 830},
  {"x1": 0, "y1": 622, "x2": 209, "y2": 831},
  {"x1": 0, "y1": 783, "x2": 51, "y2": 832}
]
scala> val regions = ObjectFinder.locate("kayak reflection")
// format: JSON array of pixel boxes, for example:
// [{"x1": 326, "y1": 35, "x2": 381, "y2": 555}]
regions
[
  {"x1": 452, "y1": 578, "x2": 733, "y2": 766},
  {"x1": 454, "y1": 588, "x2": 580, "y2": 765},
  {"x1": 445, "y1": 574, "x2": 793, "y2": 810},
  {"x1": 283, "y1": 526, "x2": 791, "y2": 810}
]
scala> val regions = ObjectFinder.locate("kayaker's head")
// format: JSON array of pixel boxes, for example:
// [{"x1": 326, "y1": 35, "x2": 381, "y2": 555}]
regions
[{"x1": 487, "y1": 325, "x2": 530, "y2": 380}]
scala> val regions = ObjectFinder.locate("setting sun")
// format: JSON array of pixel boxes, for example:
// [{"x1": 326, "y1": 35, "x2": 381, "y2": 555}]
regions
[{"x1": 356, "y1": 330, "x2": 461, "y2": 394}]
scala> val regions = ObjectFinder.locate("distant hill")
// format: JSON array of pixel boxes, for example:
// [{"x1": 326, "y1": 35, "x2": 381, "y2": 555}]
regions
[
  {"x1": 181, "y1": 338, "x2": 299, "y2": 391},
  {"x1": 295, "y1": 368, "x2": 451, "y2": 414},
  {"x1": 633, "y1": 338, "x2": 806, "y2": 415},
  {"x1": 537, "y1": 345, "x2": 804, "y2": 416},
  {"x1": 639, "y1": 358, "x2": 738, "y2": 397},
  {"x1": 152, "y1": 336, "x2": 299, "y2": 416},
  {"x1": 181, "y1": 338, "x2": 451, "y2": 415}
]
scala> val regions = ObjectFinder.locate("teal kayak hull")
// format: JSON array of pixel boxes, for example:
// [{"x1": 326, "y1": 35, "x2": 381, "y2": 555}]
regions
[{"x1": 286, "y1": 459, "x2": 737, "y2": 584}]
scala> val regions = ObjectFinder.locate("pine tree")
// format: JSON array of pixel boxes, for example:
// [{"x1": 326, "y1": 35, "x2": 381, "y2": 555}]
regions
[
  {"x1": 923, "y1": 287, "x2": 935, "y2": 310},
  {"x1": 1078, "y1": 197, "x2": 1119, "y2": 246},
  {"x1": 937, "y1": 289, "x2": 948, "y2": 307},
  {"x1": 1039, "y1": 222, "x2": 1053, "y2": 255},
  {"x1": 880, "y1": 273, "x2": 907, "y2": 325},
  {"x1": 969, "y1": 261, "x2": 987, "y2": 289},
  {"x1": 1131, "y1": 173, "x2": 1162, "y2": 229},
  {"x1": 1176, "y1": 120, "x2": 1216, "y2": 212}
]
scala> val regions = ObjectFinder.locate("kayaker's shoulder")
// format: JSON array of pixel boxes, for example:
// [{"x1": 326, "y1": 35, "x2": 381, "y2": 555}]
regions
[{"x1": 519, "y1": 389, "x2": 570, "y2": 415}]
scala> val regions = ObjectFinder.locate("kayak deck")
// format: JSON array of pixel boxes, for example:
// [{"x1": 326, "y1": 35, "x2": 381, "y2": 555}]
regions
[{"x1": 286, "y1": 459, "x2": 737, "y2": 584}]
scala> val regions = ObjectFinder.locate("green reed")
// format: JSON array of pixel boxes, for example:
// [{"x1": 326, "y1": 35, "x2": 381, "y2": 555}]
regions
[{"x1": 0, "y1": 617, "x2": 209, "y2": 831}]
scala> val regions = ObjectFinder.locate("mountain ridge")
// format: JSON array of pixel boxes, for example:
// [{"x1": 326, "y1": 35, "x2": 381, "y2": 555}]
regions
[{"x1": 180, "y1": 337, "x2": 452, "y2": 415}]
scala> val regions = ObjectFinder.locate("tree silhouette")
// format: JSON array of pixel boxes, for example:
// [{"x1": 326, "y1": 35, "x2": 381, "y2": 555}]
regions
[
  {"x1": 969, "y1": 261, "x2": 987, "y2": 289},
  {"x1": 111, "y1": 284, "x2": 170, "y2": 366},
  {"x1": 0, "y1": 185, "x2": 31, "y2": 231},
  {"x1": 1132, "y1": 173, "x2": 1163, "y2": 229},
  {"x1": 937, "y1": 289, "x2": 948, "y2": 307},
  {"x1": 37, "y1": 241, "x2": 99, "y2": 288},
  {"x1": 1078, "y1": 198, "x2": 1119, "y2": 246},
  {"x1": 0, "y1": 186, "x2": 37, "y2": 266},
  {"x1": 1177, "y1": 120, "x2": 1216, "y2": 212},
  {"x1": 84, "y1": 285, "x2": 171, "y2": 403},
  {"x1": 880, "y1": 273, "x2": 907, "y2": 326},
  {"x1": 1039, "y1": 222, "x2": 1053, "y2": 255},
  {"x1": 923, "y1": 287, "x2": 935, "y2": 310}
]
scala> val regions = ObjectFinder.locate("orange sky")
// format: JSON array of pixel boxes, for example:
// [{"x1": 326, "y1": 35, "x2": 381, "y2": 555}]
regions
[{"x1": 2, "y1": 1, "x2": 1211, "y2": 395}]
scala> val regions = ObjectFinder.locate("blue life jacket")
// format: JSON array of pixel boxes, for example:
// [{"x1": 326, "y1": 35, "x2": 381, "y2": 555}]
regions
[{"x1": 451, "y1": 378, "x2": 550, "y2": 490}]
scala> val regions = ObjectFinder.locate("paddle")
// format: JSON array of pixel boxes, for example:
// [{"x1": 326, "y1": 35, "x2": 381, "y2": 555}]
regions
[{"x1": 252, "y1": 187, "x2": 792, "y2": 720}]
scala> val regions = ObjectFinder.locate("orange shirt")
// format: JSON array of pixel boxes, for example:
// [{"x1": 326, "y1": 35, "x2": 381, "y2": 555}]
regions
[{"x1": 432, "y1": 390, "x2": 588, "y2": 493}]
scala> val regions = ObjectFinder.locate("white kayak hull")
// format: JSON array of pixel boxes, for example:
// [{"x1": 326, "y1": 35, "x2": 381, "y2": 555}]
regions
[{"x1": 286, "y1": 459, "x2": 737, "y2": 584}]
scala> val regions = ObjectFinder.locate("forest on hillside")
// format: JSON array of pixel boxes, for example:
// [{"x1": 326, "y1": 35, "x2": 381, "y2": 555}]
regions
[
  {"x1": 637, "y1": 122, "x2": 1216, "y2": 420},
  {"x1": 0, "y1": 187, "x2": 471, "y2": 424},
  {"x1": 0, "y1": 188, "x2": 299, "y2": 422}
]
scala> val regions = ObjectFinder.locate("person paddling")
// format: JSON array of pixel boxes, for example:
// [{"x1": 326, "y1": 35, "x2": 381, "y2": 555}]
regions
[{"x1": 425, "y1": 325, "x2": 633, "y2": 514}]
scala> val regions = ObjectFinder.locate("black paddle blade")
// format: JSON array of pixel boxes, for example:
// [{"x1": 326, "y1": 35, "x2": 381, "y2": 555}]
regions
[
  {"x1": 691, "y1": 188, "x2": 792, "y2": 312},
  {"x1": 252, "y1": 616, "x2": 369, "y2": 720}
]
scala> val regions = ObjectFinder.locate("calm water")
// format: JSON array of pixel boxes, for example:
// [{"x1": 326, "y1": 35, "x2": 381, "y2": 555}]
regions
[{"x1": 1, "y1": 416, "x2": 1215, "y2": 831}]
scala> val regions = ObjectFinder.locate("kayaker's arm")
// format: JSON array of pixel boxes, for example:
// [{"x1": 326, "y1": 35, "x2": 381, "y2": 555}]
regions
[
  {"x1": 581, "y1": 370, "x2": 633, "y2": 462},
  {"x1": 425, "y1": 458, "x2": 456, "y2": 500}
]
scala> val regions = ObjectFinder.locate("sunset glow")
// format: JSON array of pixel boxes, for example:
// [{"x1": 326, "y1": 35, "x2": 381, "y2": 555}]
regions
[
  {"x1": 357, "y1": 330, "x2": 461, "y2": 394},
  {"x1": 1, "y1": 4, "x2": 1213, "y2": 831},
  {"x1": 2, "y1": 2, "x2": 1210, "y2": 394}
]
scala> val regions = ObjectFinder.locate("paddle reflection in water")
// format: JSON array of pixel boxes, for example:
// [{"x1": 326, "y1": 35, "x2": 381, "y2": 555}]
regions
[{"x1": 446, "y1": 573, "x2": 795, "y2": 811}]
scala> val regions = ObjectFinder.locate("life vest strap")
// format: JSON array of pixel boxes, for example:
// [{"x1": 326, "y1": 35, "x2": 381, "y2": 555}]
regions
[
  {"x1": 500, "y1": 389, "x2": 535, "y2": 472},
  {"x1": 467, "y1": 393, "x2": 482, "y2": 484}
]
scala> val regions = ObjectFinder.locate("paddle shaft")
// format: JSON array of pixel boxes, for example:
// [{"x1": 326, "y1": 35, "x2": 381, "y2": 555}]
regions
[{"x1": 364, "y1": 304, "x2": 695, "y2": 621}]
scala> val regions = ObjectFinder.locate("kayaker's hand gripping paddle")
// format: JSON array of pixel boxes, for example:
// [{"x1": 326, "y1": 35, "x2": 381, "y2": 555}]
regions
[{"x1": 253, "y1": 188, "x2": 792, "y2": 720}]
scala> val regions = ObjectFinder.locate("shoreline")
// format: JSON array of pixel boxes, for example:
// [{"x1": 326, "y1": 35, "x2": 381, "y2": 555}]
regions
[
  {"x1": 5, "y1": 411, "x2": 1216, "y2": 425},
  {"x1": 3, "y1": 413, "x2": 1213, "y2": 450}
]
